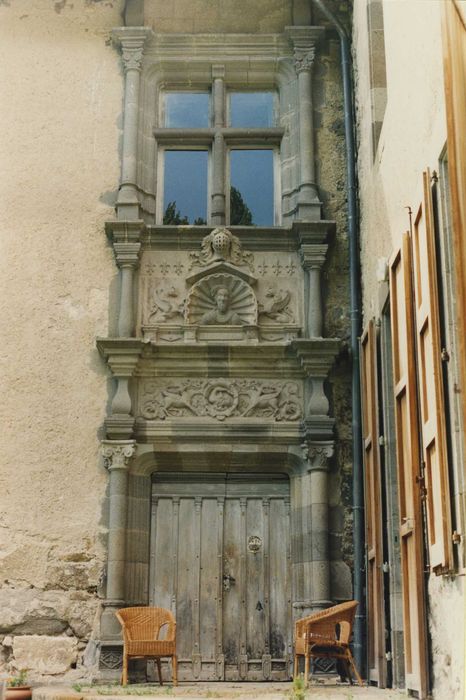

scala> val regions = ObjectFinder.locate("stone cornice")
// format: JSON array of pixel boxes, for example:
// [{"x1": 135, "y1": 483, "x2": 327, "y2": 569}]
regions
[
  {"x1": 291, "y1": 338, "x2": 341, "y2": 376},
  {"x1": 139, "y1": 222, "x2": 334, "y2": 252}
]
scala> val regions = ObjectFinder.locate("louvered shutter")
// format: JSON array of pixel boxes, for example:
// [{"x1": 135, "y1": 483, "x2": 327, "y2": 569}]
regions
[
  {"x1": 410, "y1": 171, "x2": 453, "y2": 573},
  {"x1": 360, "y1": 320, "x2": 386, "y2": 687},
  {"x1": 389, "y1": 235, "x2": 429, "y2": 699}
]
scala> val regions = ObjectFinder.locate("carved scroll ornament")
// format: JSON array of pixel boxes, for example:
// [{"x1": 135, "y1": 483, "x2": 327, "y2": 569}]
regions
[{"x1": 140, "y1": 380, "x2": 302, "y2": 422}]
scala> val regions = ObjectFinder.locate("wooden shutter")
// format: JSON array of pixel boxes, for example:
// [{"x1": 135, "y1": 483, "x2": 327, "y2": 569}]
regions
[
  {"x1": 389, "y1": 235, "x2": 428, "y2": 699},
  {"x1": 360, "y1": 320, "x2": 386, "y2": 687},
  {"x1": 442, "y1": 0, "x2": 466, "y2": 446},
  {"x1": 410, "y1": 172, "x2": 453, "y2": 573}
]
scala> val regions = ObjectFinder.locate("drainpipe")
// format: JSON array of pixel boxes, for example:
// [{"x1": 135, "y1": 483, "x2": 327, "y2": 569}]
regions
[{"x1": 311, "y1": 0, "x2": 365, "y2": 677}]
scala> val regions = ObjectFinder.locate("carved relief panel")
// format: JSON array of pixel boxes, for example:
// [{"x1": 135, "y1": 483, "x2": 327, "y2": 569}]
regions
[{"x1": 137, "y1": 228, "x2": 303, "y2": 343}]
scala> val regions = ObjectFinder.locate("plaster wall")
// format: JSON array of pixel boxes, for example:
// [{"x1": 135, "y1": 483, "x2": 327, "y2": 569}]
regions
[
  {"x1": 354, "y1": 1, "x2": 465, "y2": 697},
  {"x1": 354, "y1": 0, "x2": 447, "y2": 318},
  {"x1": 0, "y1": 0, "x2": 123, "y2": 680}
]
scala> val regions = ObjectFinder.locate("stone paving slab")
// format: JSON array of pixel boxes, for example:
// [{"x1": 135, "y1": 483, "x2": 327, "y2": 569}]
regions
[{"x1": 33, "y1": 683, "x2": 407, "y2": 700}]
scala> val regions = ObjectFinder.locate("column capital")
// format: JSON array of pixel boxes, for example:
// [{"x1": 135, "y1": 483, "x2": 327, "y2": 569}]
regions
[
  {"x1": 102, "y1": 440, "x2": 136, "y2": 471},
  {"x1": 112, "y1": 27, "x2": 153, "y2": 72},
  {"x1": 299, "y1": 243, "x2": 328, "y2": 270},
  {"x1": 285, "y1": 26, "x2": 324, "y2": 73},
  {"x1": 301, "y1": 440, "x2": 334, "y2": 471},
  {"x1": 293, "y1": 46, "x2": 316, "y2": 74}
]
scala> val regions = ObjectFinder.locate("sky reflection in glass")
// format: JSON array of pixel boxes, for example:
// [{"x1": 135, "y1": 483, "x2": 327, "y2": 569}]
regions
[
  {"x1": 230, "y1": 150, "x2": 274, "y2": 226},
  {"x1": 163, "y1": 150, "x2": 208, "y2": 224},
  {"x1": 230, "y1": 92, "x2": 275, "y2": 127},
  {"x1": 164, "y1": 93, "x2": 210, "y2": 128}
]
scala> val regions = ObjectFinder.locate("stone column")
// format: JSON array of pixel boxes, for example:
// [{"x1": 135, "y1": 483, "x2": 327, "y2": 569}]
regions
[
  {"x1": 112, "y1": 28, "x2": 151, "y2": 221},
  {"x1": 300, "y1": 243, "x2": 327, "y2": 337},
  {"x1": 212, "y1": 65, "x2": 226, "y2": 225},
  {"x1": 110, "y1": 222, "x2": 142, "y2": 338},
  {"x1": 286, "y1": 27, "x2": 324, "y2": 221},
  {"x1": 100, "y1": 440, "x2": 136, "y2": 640},
  {"x1": 292, "y1": 442, "x2": 333, "y2": 620}
]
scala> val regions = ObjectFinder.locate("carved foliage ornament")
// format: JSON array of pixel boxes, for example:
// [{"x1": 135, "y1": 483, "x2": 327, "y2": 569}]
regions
[
  {"x1": 141, "y1": 380, "x2": 302, "y2": 422},
  {"x1": 121, "y1": 47, "x2": 144, "y2": 72},
  {"x1": 294, "y1": 46, "x2": 316, "y2": 73},
  {"x1": 189, "y1": 228, "x2": 254, "y2": 271},
  {"x1": 101, "y1": 442, "x2": 136, "y2": 470}
]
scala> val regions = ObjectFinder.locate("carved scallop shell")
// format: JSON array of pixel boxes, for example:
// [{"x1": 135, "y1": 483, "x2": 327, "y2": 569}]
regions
[{"x1": 185, "y1": 273, "x2": 257, "y2": 325}]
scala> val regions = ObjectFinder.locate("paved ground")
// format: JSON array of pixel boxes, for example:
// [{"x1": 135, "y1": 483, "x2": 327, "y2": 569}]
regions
[{"x1": 33, "y1": 682, "x2": 407, "y2": 700}]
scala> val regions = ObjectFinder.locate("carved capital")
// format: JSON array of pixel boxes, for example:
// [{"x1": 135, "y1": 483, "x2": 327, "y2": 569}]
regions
[
  {"x1": 294, "y1": 46, "x2": 316, "y2": 74},
  {"x1": 101, "y1": 440, "x2": 136, "y2": 471},
  {"x1": 302, "y1": 441, "x2": 334, "y2": 471},
  {"x1": 112, "y1": 27, "x2": 152, "y2": 74}
]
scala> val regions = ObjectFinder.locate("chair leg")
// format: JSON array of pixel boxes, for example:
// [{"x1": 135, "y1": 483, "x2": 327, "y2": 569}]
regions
[
  {"x1": 156, "y1": 658, "x2": 163, "y2": 686},
  {"x1": 304, "y1": 652, "x2": 310, "y2": 688},
  {"x1": 347, "y1": 651, "x2": 364, "y2": 687},
  {"x1": 172, "y1": 655, "x2": 178, "y2": 686},
  {"x1": 122, "y1": 652, "x2": 128, "y2": 686}
]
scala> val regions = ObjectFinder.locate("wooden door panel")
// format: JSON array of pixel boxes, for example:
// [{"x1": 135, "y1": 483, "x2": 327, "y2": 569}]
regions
[{"x1": 150, "y1": 474, "x2": 291, "y2": 682}]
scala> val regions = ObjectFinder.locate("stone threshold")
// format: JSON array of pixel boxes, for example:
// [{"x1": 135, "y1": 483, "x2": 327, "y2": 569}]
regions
[{"x1": 32, "y1": 683, "x2": 407, "y2": 700}]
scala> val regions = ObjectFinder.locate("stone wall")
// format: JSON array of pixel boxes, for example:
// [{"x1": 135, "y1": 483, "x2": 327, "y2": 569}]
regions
[{"x1": 0, "y1": 0, "x2": 123, "y2": 682}]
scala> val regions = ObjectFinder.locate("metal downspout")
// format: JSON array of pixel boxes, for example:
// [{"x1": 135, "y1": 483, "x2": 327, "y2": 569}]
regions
[{"x1": 311, "y1": 0, "x2": 365, "y2": 677}]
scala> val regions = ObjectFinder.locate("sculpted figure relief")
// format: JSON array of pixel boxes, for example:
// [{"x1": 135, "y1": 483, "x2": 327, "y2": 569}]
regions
[{"x1": 200, "y1": 286, "x2": 244, "y2": 325}]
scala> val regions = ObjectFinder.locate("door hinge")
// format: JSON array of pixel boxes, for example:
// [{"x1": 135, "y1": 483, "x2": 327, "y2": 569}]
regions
[
  {"x1": 416, "y1": 474, "x2": 427, "y2": 499},
  {"x1": 382, "y1": 562, "x2": 390, "y2": 573},
  {"x1": 379, "y1": 435, "x2": 385, "y2": 447},
  {"x1": 441, "y1": 348, "x2": 450, "y2": 362},
  {"x1": 385, "y1": 651, "x2": 392, "y2": 661},
  {"x1": 452, "y1": 531, "x2": 462, "y2": 544}
]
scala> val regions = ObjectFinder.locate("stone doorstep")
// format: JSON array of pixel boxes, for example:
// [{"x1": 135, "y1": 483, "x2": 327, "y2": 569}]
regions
[{"x1": 32, "y1": 684, "x2": 407, "y2": 700}]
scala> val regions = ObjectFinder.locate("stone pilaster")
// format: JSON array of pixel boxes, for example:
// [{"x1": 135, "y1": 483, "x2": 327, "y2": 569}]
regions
[
  {"x1": 106, "y1": 221, "x2": 144, "y2": 339},
  {"x1": 286, "y1": 26, "x2": 324, "y2": 221},
  {"x1": 300, "y1": 243, "x2": 327, "y2": 337},
  {"x1": 112, "y1": 28, "x2": 152, "y2": 221},
  {"x1": 292, "y1": 442, "x2": 333, "y2": 619},
  {"x1": 100, "y1": 439, "x2": 136, "y2": 640}
]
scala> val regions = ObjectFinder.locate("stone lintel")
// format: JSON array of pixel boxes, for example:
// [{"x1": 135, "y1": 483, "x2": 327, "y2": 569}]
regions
[{"x1": 292, "y1": 338, "x2": 340, "y2": 376}]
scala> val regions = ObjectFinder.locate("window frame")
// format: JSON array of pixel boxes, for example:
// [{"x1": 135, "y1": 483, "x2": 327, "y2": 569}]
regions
[{"x1": 154, "y1": 83, "x2": 283, "y2": 226}]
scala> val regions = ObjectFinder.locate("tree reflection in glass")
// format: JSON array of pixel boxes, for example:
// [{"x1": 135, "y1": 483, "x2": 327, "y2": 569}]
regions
[
  {"x1": 163, "y1": 150, "x2": 208, "y2": 224},
  {"x1": 230, "y1": 150, "x2": 274, "y2": 226}
]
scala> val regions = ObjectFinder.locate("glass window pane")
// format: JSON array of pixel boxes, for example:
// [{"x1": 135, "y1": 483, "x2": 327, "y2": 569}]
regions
[
  {"x1": 229, "y1": 92, "x2": 275, "y2": 127},
  {"x1": 163, "y1": 151, "x2": 208, "y2": 225},
  {"x1": 164, "y1": 93, "x2": 210, "y2": 128},
  {"x1": 230, "y1": 150, "x2": 274, "y2": 226}
]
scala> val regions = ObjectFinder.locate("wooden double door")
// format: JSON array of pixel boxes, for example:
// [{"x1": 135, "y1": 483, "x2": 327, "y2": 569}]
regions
[{"x1": 150, "y1": 473, "x2": 292, "y2": 681}]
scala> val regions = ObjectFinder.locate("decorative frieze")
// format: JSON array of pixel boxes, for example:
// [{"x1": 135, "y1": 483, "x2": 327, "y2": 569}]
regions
[{"x1": 140, "y1": 379, "x2": 303, "y2": 422}]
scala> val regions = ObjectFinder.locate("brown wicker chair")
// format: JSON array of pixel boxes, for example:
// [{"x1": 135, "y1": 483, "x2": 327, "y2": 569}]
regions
[
  {"x1": 115, "y1": 606, "x2": 178, "y2": 686},
  {"x1": 294, "y1": 600, "x2": 363, "y2": 688}
]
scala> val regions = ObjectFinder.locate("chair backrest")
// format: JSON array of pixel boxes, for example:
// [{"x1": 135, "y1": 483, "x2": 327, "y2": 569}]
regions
[
  {"x1": 116, "y1": 606, "x2": 176, "y2": 642},
  {"x1": 295, "y1": 600, "x2": 359, "y2": 645}
]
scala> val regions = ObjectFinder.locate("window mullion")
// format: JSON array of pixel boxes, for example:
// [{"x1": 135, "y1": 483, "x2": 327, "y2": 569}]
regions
[{"x1": 212, "y1": 68, "x2": 226, "y2": 225}]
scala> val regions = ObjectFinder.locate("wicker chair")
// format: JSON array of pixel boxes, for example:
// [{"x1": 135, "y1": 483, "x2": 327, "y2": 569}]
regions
[
  {"x1": 115, "y1": 606, "x2": 178, "y2": 686},
  {"x1": 294, "y1": 600, "x2": 363, "y2": 688}
]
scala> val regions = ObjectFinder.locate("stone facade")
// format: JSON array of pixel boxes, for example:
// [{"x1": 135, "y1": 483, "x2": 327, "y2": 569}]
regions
[{"x1": 0, "y1": 0, "x2": 353, "y2": 684}]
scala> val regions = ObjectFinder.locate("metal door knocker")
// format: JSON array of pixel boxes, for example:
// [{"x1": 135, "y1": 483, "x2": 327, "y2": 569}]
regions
[{"x1": 247, "y1": 535, "x2": 262, "y2": 554}]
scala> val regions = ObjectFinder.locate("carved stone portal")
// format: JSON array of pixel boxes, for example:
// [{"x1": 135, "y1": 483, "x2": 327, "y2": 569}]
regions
[{"x1": 185, "y1": 273, "x2": 257, "y2": 326}]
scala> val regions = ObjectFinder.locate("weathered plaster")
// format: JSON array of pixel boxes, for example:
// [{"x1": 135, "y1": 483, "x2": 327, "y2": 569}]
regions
[{"x1": 0, "y1": 0, "x2": 124, "y2": 680}]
